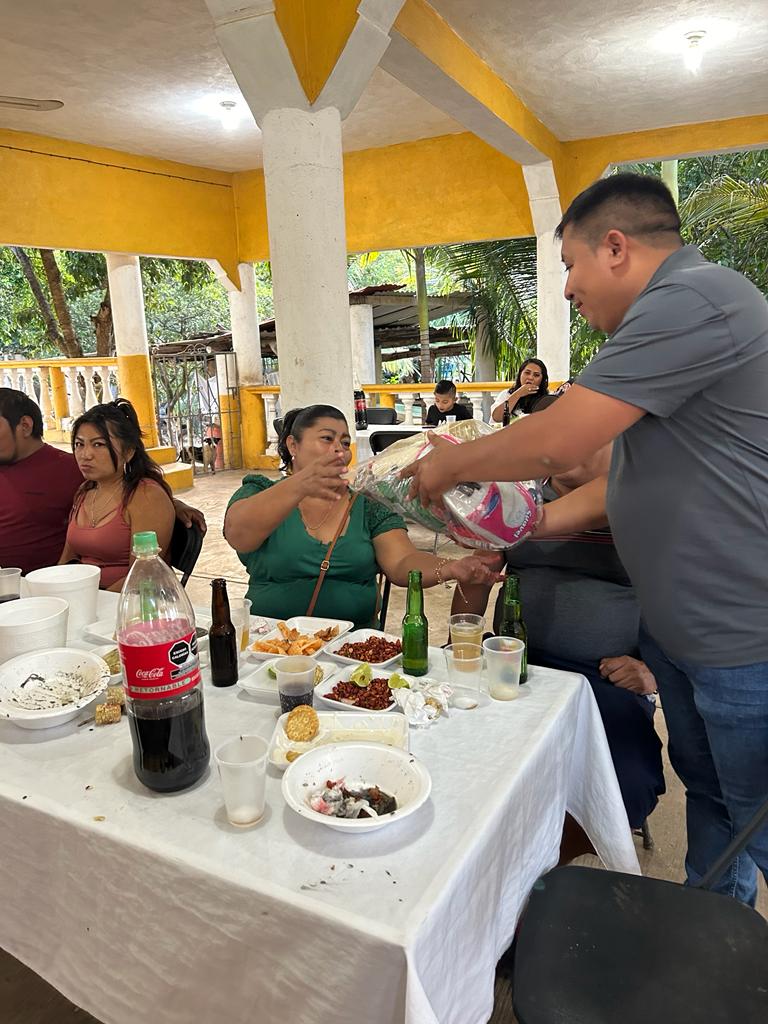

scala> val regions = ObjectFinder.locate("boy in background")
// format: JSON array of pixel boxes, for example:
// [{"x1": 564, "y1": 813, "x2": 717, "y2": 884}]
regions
[{"x1": 424, "y1": 380, "x2": 473, "y2": 427}]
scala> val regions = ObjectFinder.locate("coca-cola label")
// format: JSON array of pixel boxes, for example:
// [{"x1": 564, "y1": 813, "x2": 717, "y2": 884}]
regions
[{"x1": 119, "y1": 628, "x2": 201, "y2": 700}]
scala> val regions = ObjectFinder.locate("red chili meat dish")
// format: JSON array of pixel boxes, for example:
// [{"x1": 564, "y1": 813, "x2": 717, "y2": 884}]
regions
[
  {"x1": 335, "y1": 636, "x2": 402, "y2": 663},
  {"x1": 324, "y1": 678, "x2": 394, "y2": 710}
]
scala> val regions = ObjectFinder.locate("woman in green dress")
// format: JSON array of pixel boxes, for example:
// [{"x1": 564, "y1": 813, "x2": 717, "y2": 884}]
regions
[{"x1": 224, "y1": 405, "x2": 501, "y2": 628}]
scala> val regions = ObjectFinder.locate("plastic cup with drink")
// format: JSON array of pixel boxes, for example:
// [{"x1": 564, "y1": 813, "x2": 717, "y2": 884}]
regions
[
  {"x1": 275, "y1": 655, "x2": 317, "y2": 714},
  {"x1": 483, "y1": 636, "x2": 525, "y2": 700},
  {"x1": 0, "y1": 568, "x2": 22, "y2": 604},
  {"x1": 229, "y1": 598, "x2": 252, "y2": 655},
  {"x1": 449, "y1": 613, "x2": 484, "y2": 650},
  {"x1": 215, "y1": 734, "x2": 268, "y2": 827}
]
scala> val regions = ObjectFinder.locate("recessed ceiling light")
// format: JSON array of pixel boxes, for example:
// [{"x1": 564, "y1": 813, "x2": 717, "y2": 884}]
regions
[
  {"x1": 0, "y1": 95, "x2": 63, "y2": 111},
  {"x1": 218, "y1": 100, "x2": 240, "y2": 130},
  {"x1": 683, "y1": 30, "x2": 707, "y2": 74}
]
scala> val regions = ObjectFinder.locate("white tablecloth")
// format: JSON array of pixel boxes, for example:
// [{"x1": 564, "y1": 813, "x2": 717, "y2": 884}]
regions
[{"x1": 0, "y1": 594, "x2": 638, "y2": 1024}]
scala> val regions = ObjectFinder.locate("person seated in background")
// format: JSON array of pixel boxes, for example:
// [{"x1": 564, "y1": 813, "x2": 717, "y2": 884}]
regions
[
  {"x1": 424, "y1": 380, "x2": 473, "y2": 427},
  {"x1": 490, "y1": 358, "x2": 550, "y2": 423},
  {"x1": 224, "y1": 404, "x2": 502, "y2": 628},
  {"x1": 452, "y1": 437, "x2": 665, "y2": 830},
  {"x1": 59, "y1": 399, "x2": 177, "y2": 591},
  {"x1": 0, "y1": 387, "x2": 206, "y2": 576}
]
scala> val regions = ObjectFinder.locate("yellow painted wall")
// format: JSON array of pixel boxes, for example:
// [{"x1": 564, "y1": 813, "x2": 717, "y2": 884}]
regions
[
  {"x1": 558, "y1": 114, "x2": 768, "y2": 206},
  {"x1": 0, "y1": 129, "x2": 240, "y2": 283},
  {"x1": 274, "y1": 0, "x2": 360, "y2": 103},
  {"x1": 235, "y1": 132, "x2": 534, "y2": 261},
  {"x1": 395, "y1": 0, "x2": 560, "y2": 164}
]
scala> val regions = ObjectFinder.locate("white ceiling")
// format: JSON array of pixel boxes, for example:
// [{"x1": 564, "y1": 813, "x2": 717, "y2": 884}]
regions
[
  {"x1": 0, "y1": 0, "x2": 765, "y2": 171},
  {"x1": 429, "y1": 0, "x2": 768, "y2": 140},
  {"x1": 0, "y1": 0, "x2": 462, "y2": 172}
]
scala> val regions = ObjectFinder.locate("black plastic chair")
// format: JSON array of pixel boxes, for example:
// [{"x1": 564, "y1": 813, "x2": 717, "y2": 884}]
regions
[
  {"x1": 369, "y1": 430, "x2": 421, "y2": 455},
  {"x1": 512, "y1": 797, "x2": 768, "y2": 1024},
  {"x1": 168, "y1": 519, "x2": 204, "y2": 587},
  {"x1": 376, "y1": 574, "x2": 391, "y2": 631},
  {"x1": 365, "y1": 407, "x2": 398, "y2": 426},
  {"x1": 273, "y1": 417, "x2": 283, "y2": 437}
]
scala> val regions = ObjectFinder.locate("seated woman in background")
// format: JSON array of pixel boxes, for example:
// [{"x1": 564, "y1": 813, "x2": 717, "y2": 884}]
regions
[
  {"x1": 490, "y1": 358, "x2": 549, "y2": 423},
  {"x1": 59, "y1": 399, "x2": 176, "y2": 591},
  {"x1": 224, "y1": 404, "x2": 501, "y2": 628}
]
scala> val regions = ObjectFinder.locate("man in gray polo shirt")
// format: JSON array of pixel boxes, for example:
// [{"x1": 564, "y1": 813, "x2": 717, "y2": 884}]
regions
[{"x1": 405, "y1": 173, "x2": 768, "y2": 905}]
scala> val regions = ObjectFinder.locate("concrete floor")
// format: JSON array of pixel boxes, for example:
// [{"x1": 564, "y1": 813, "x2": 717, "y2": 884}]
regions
[{"x1": 3, "y1": 469, "x2": 765, "y2": 1023}]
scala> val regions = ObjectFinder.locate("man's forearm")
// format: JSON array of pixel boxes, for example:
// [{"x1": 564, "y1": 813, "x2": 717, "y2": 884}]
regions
[
  {"x1": 534, "y1": 475, "x2": 609, "y2": 537},
  {"x1": 448, "y1": 415, "x2": 575, "y2": 484}
]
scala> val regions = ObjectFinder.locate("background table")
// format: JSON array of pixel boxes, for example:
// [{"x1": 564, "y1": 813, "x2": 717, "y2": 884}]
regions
[
  {"x1": 0, "y1": 594, "x2": 638, "y2": 1024},
  {"x1": 356, "y1": 423, "x2": 423, "y2": 460}
]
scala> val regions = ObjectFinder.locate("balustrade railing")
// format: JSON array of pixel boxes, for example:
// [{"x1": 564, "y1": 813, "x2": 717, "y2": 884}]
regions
[
  {"x1": 239, "y1": 381, "x2": 566, "y2": 462},
  {"x1": 0, "y1": 357, "x2": 119, "y2": 435}
]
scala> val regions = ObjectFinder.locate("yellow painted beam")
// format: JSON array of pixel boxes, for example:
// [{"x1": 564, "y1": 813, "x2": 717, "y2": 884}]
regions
[
  {"x1": 235, "y1": 132, "x2": 534, "y2": 261},
  {"x1": 558, "y1": 114, "x2": 768, "y2": 206},
  {"x1": 0, "y1": 129, "x2": 240, "y2": 284},
  {"x1": 394, "y1": 0, "x2": 561, "y2": 164},
  {"x1": 274, "y1": 0, "x2": 359, "y2": 104}
]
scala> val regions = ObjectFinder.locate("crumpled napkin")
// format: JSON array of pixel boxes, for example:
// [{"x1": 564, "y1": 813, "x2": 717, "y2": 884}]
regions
[{"x1": 391, "y1": 678, "x2": 452, "y2": 727}]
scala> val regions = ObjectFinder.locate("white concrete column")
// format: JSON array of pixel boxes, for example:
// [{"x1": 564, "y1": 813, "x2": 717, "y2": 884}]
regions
[
  {"x1": 65, "y1": 366, "x2": 85, "y2": 417},
  {"x1": 523, "y1": 163, "x2": 571, "y2": 382},
  {"x1": 261, "y1": 106, "x2": 355, "y2": 425},
  {"x1": 219, "y1": 261, "x2": 263, "y2": 387},
  {"x1": 105, "y1": 253, "x2": 158, "y2": 446},
  {"x1": 83, "y1": 367, "x2": 99, "y2": 409},
  {"x1": 350, "y1": 302, "x2": 376, "y2": 387}
]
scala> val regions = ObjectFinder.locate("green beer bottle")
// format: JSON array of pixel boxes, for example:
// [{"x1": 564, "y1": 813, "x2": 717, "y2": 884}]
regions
[
  {"x1": 498, "y1": 573, "x2": 528, "y2": 683},
  {"x1": 402, "y1": 570, "x2": 429, "y2": 676}
]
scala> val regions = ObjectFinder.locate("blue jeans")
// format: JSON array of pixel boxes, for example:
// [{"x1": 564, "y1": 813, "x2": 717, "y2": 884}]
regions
[{"x1": 639, "y1": 629, "x2": 768, "y2": 906}]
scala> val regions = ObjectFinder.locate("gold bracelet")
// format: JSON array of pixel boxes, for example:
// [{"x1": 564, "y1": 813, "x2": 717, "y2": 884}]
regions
[{"x1": 435, "y1": 558, "x2": 469, "y2": 606}]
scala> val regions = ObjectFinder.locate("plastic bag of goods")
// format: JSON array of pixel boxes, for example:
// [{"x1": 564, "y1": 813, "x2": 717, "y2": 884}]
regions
[{"x1": 352, "y1": 420, "x2": 542, "y2": 550}]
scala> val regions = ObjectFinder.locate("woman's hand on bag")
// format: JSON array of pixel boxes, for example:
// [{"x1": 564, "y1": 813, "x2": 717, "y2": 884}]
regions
[
  {"x1": 293, "y1": 452, "x2": 349, "y2": 500},
  {"x1": 445, "y1": 551, "x2": 505, "y2": 587}
]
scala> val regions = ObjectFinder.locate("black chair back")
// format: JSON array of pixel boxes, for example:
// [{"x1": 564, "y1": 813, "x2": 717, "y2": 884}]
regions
[
  {"x1": 273, "y1": 417, "x2": 283, "y2": 437},
  {"x1": 168, "y1": 519, "x2": 204, "y2": 587},
  {"x1": 369, "y1": 430, "x2": 420, "y2": 455},
  {"x1": 376, "y1": 574, "x2": 391, "y2": 631},
  {"x1": 512, "y1": 865, "x2": 768, "y2": 1024},
  {"x1": 365, "y1": 407, "x2": 398, "y2": 426}
]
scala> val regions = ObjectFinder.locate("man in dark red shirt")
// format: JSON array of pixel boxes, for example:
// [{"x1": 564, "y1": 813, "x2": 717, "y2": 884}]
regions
[{"x1": 0, "y1": 388, "x2": 205, "y2": 574}]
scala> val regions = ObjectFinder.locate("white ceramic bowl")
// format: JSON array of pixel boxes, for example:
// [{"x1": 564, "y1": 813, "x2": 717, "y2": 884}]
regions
[
  {"x1": 0, "y1": 648, "x2": 110, "y2": 730},
  {"x1": 0, "y1": 596, "x2": 69, "y2": 666},
  {"x1": 282, "y1": 742, "x2": 431, "y2": 832}
]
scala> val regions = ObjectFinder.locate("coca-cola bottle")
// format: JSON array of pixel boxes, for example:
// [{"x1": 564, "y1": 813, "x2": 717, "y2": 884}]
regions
[
  {"x1": 117, "y1": 531, "x2": 210, "y2": 792},
  {"x1": 354, "y1": 388, "x2": 368, "y2": 430}
]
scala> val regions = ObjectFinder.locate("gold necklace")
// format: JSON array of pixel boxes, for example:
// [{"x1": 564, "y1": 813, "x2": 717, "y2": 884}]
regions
[
  {"x1": 89, "y1": 483, "x2": 122, "y2": 528},
  {"x1": 300, "y1": 499, "x2": 336, "y2": 532}
]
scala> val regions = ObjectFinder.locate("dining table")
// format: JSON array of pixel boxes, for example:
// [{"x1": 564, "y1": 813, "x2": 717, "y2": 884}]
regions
[{"x1": 0, "y1": 592, "x2": 639, "y2": 1024}]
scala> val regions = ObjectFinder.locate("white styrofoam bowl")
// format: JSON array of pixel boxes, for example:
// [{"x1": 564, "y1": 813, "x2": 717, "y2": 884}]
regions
[
  {"x1": 282, "y1": 742, "x2": 431, "y2": 832},
  {"x1": 0, "y1": 596, "x2": 69, "y2": 666},
  {"x1": 0, "y1": 648, "x2": 110, "y2": 730}
]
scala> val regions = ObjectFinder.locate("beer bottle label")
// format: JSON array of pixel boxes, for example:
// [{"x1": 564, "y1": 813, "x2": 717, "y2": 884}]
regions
[{"x1": 119, "y1": 626, "x2": 201, "y2": 700}]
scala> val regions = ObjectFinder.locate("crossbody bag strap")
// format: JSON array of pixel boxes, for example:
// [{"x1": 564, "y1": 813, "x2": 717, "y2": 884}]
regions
[{"x1": 305, "y1": 493, "x2": 358, "y2": 617}]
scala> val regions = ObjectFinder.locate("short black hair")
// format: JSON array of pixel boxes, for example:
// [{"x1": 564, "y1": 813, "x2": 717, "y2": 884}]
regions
[
  {"x1": 555, "y1": 172, "x2": 682, "y2": 248},
  {"x1": 0, "y1": 387, "x2": 44, "y2": 437},
  {"x1": 433, "y1": 380, "x2": 456, "y2": 396}
]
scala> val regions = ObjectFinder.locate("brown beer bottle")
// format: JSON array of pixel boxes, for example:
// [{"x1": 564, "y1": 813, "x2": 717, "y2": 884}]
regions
[{"x1": 209, "y1": 578, "x2": 238, "y2": 687}]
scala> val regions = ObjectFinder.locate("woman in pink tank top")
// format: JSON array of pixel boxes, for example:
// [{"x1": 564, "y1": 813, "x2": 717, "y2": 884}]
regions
[{"x1": 60, "y1": 399, "x2": 176, "y2": 591}]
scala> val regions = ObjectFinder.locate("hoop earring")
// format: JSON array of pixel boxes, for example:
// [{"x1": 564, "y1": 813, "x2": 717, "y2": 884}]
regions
[{"x1": 123, "y1": 459, "x2": 131, "y2": 478}]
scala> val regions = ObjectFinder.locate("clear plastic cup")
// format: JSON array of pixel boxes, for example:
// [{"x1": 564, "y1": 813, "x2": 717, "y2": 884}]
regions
[
  {"x1": 229, "y1": 598, "x2": 252, "y2": 654},
  {"x1": 275, "y1": 655, "x2": 317, "y2": 715},
  {"x1": 215, "y1": 735, "x2": 268, "y2": 827},
  {"x1": 483, "y1": 636, "x2": 525, "y2": 700},
  {"x1": 444, "y1": 642, "x2": 483, "y2": 709}
]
